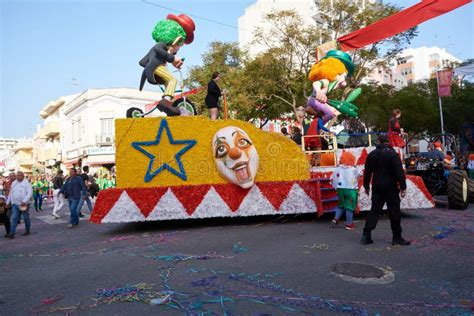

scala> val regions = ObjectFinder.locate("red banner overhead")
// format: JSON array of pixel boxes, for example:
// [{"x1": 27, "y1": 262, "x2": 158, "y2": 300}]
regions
[{"x1": 338, "y1": 0, "x2": 471, "y2": 52}]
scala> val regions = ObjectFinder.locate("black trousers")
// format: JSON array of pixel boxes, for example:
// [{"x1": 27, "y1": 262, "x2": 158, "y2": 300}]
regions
[
  {"x1": 0, "y1": 211, "x2": 11, "y2": 234},
  {"x1": 364, "y1": 190, "x2": 402, "y2": 237}
]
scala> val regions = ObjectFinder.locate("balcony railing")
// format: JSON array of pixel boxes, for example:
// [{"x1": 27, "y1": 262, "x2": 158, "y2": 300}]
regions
[
  {"x1": 38, "y1": 148, "x2": 60, "y2": 162},
  {"x1": 17, "y1": 158, "x2": 35, "y2": 166},
  {"x1": 40, "y1": 121, "x2": 60, "y2": 138}
]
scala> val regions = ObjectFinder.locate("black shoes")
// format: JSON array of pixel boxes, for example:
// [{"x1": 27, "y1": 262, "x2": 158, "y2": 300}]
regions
[
  {"x1": 392, "y1": 237, "x2": 411, "y2": 246},
  {"x1": 5, "y1": 234, "x2": 14, "y2": 239},
  {"x1": 157, "y1": 99, "x2": 180, "y2": 116},
  {"x1": 360, "y1": 232, "x2": 374, "y2": 245},
  {"x1": 22, "y1": 230, "x2": 30, "y2": 236},
  {"x1": 78, "y1": 213, "x2": 84, "y2": 218}
]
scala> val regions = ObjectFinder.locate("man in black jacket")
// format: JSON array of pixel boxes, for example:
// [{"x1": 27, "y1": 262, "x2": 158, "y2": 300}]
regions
[{"x1": 361, "y1": 135, "x2": 411, "y2": 246}]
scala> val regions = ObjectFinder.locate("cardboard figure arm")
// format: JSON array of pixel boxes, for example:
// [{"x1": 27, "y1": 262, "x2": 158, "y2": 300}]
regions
[{"x1": 313, "y1": 80, "x2": 329, "y2": 103}]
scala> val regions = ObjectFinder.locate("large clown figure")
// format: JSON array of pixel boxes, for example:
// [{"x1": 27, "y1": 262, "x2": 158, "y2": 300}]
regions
[
  {"x1": 139, "y1": 14, "x2": 195, "y2": 116},
  {"x1": 212, "y1": 127, "x2": 259, "y2": 189},
  {"x1": 306, "y1": 50, "x2": 360, "y2": 123}
]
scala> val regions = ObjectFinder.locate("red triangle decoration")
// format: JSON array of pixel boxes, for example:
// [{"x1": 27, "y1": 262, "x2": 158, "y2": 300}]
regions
[
  {"x1": 356, "y1": 148, "x2": 368, "y2": 166},
  {"x1": 214, "y1": 183, "x2": 250, "y2": 212},
  {"x1": 257, "y1": 182, "x2": 294, "y2": 211},
  {"x1": 299, "y1": 180, "x2": 324, "y2": 217},
  {"x1": 89, "y1": 189, "x2": 124, "y2": 223},
  {"x1": 172, "y1": 185, "x2": 211, "y2": 216},
  {"x1": 126, "y1": 187, "x2": 168, "y2": 218}
]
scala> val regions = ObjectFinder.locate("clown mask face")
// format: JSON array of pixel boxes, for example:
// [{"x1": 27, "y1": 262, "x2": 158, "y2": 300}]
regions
[
  {"x1": 295, "y1": 106, "x2": 306, "y2": 124},
  {"x1": 212, "y1": 127, "x2": 259, "y2": 189}
]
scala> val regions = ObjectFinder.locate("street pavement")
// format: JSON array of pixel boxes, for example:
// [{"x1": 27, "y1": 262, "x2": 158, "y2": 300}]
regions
[{"x1": 0, "y1": 198, "x2": 473, "y2": 316}]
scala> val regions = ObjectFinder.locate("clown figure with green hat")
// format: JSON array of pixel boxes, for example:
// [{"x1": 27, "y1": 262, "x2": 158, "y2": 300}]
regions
[
  {"x1": 306, "y1": 50, "x2": 361, "y2": 124},
  {"x1": 139, "y1": 14, "x2": 195, "y2": 116}
]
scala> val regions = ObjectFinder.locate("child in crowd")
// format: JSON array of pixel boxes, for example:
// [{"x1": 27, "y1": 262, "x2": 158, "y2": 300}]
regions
[{"x1": 331, "y1": 151, "x2": 362, "y2": 230}]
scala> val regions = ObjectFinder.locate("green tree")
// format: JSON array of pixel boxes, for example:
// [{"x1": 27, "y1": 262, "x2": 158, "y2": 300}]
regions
[
  {"x1": 441, "y1": 80, "x2": 474, "y2": 134},
  {"x1": 319, "y1": 0, "x2": 418, "y2": 89},
  {"x1": 187, "y1": 41, "x2": 246, "y2": 115},
  {"x1": 250, "y1": 10, "x2": 321, "y2": 118},
  {"x1": 357, "y1": 82, "x2": 439, "y2": 135}
]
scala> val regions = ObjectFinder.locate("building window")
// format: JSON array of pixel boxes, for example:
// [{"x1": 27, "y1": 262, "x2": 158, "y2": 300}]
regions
[
  {"x1": 397, "y1": 58, "x2": 407, "y2": 65},
  {"x1": 401, "y1": 68, "x2": 413, "y2": 76},
  {"x1": 429, "y1": 53, "x2": 440, "y2": 61},
  {"x1": 101, "y1": 118, "x2": 114, "y2": 136}
]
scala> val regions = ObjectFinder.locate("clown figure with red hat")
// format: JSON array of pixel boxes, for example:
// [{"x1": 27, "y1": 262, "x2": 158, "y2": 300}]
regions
[{"x1": 139, "y1": 14, "x2": 195, "y2": 116}]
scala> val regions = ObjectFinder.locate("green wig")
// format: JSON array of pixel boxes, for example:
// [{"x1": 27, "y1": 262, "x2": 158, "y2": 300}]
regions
[{"x1": 152, "y1": 19, "x2": 187, "y2": 45}]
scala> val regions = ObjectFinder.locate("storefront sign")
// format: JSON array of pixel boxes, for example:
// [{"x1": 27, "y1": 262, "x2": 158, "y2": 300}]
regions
[
  {"x1": 84, "y1": 146, "x2": 115, "y2": 156},
  {"x1": 66, "y1": 150, "x2": 79, "y2": 160}
]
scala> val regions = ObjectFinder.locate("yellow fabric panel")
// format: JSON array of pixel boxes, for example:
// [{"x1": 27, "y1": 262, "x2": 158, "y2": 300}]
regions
[{"x1": 115, "y1": 116, "x2": 310, "y2": 188}]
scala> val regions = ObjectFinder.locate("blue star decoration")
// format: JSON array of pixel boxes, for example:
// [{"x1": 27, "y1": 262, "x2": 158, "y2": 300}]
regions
[{"x1": 131, "y1": 119, "x2": 197, "y2": 182}]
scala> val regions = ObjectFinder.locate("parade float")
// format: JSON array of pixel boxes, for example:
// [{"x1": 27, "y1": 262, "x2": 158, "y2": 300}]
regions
[
  {"x1": 87, "y1": 1, "x2": 474, "y2": 224},
  {"x1": 89, "y1": 115, "x2": 434, "y2": 224}
]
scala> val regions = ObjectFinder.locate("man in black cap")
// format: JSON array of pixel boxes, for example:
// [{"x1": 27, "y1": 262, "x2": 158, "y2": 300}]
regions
[{"x1": 361, "y1": 134, "x2": 410, "y2": 246}]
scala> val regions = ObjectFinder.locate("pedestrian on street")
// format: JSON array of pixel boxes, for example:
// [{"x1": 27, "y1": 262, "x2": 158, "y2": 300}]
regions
[
  {"x1": 361, "y1": 135, "x2": 410, "y2": 246},
  {"x1": 2, "y1": 172, "x2": 16, "y2": 220},
  {"x1": 41, "y1": 175, "x2": 49, "y2": 202},
  {"x1": 5, "y1": 171, "x2": 33, "y2": 239},
  {"x1": 103, "y1": 175, "x2": 115, "y2": 189},
  {"x1": 52, "y1": 170, "x2": 65, "y2": 219},
  {"x1": 32, "y1": 176, "x2": 45, "y2": 211},
  {"x1": 3, "y1": 172, "x2": 16, "y2": 200},
  {"x1": 0, "y1": 195, "x2": 11, "y2": 237},
  {"x1": 77, "y1": 166, "x2": 93, "y2": 217},
  {"x1": 60, "y1": 168, "x2": 87, "y2": 228}
]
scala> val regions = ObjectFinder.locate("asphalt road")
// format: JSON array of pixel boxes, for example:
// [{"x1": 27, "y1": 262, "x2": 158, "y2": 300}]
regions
[{"x1": 0, "y1": 199, "x2": 473, "y2": 316}]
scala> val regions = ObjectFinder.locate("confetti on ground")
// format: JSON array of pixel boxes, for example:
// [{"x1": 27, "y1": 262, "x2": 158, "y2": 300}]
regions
[
  {"x1": 302, "y1": 243, "x2": 330, "y2": 251},
  {"x1": 232, "y1": 242, "x2": 249, "y2": 254}
]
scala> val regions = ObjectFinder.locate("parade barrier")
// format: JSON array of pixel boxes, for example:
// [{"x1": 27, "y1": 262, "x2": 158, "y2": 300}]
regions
[{"x1": 90, "y1": 117, "x2": 433, "y2": 224}]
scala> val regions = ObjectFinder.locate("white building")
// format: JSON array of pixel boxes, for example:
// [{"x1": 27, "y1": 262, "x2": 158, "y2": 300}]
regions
[
  {"x1": 0, "y1": 138, "x2": 31, "y2": 174},
  {"x1": 10, "y1": 139, "x2": 34, "y2": 174},
  {"x1": 61, "y1": 88, "x2": 162, "y2": 173},
  {"x1": 33, "y1": 94, "x2": 79, "y2": 175},
  {"x1": 0, "y1": 138, "x2": 18, "y2": 151},
  {"x1": 363, "y1": 64, "x2": 407, "y2": 89},
  {"x1": 394, "y1": 46, "x2": 462, "y2": 84},
  {"x1": 238, "y1": 0, "x2": 379, "y2": 56}
]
